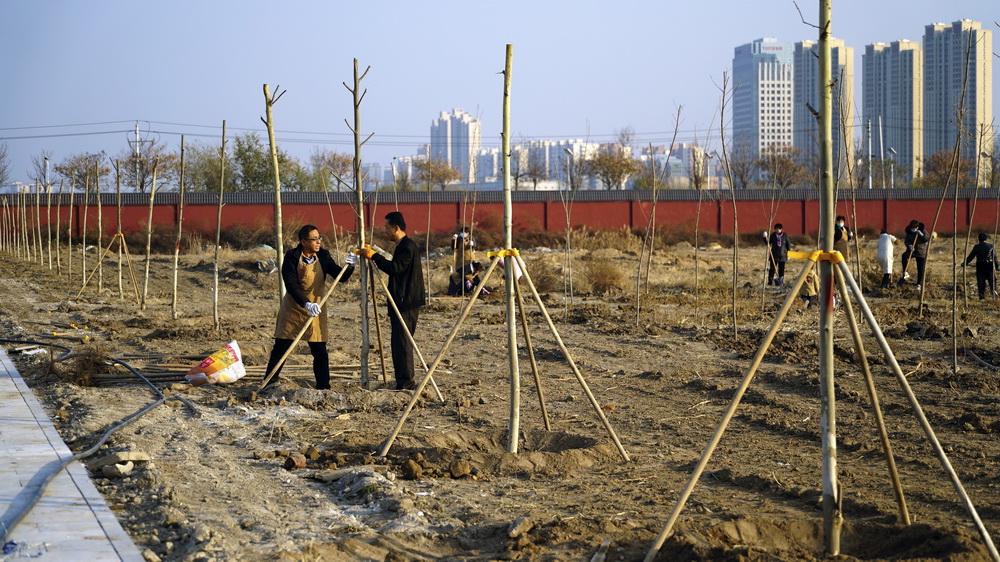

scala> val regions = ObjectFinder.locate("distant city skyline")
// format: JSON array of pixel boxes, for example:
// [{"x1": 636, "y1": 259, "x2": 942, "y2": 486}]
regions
[{"x1": 1, "y1": 1, "x2": 995, "y2": 188}]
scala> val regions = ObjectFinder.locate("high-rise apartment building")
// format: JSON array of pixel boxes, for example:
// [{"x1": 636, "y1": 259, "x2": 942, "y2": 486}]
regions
[
  {"x1": 732, "y1": 38, "x2": 795, "y2": 177},
  {"x1": 430, "y1": 109, "x2": 482, "y2": 185},
  {"x1": 923, "y1": 20, "x2": 993, "y2": 168},
  {"x1": 794, "y1": 39, "x2": 854, "y2": 179},
  {"x1": 863, "y1": 40, "x2": 923, "y2": 184}
]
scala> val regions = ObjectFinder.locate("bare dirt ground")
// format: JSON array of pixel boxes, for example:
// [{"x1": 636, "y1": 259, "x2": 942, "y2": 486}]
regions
[{"x1": 2, "y1": 234, "x2": 999, "y2": 561}]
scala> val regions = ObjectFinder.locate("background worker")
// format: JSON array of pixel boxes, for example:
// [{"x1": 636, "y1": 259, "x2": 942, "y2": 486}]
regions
[
  {"x1": 452, "y1": 226, "x2": 475, "y2": 274},
  {"x1": 877, "y1": 229, "x2": 898, "y2": 289},
  {"x1": 765, "y1": 223, "x2": 792, "y2": 286},
  {"x1": 264, "y1": 225, "x2": 355, "y2": 390},
  {"x1": 964, "y1": 233, "x2": 997, "y2": 300},
  {"x1": 833, "y1": 215, "x2": 853, "y2": 261},
  {"x1": 362, "y1": 211, "x2": 425, "y2": 390},
  {"x1": 898, "y1": 219, "x2": 921, "y2": 285}
]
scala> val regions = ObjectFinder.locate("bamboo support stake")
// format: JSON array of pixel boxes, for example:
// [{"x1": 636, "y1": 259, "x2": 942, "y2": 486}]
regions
[
  {"x1": 34, "y1": 180, "x2": 42, "y2": 266},
  {"x1": 75, "y1": 234, "x2": 140, "y2": 304},
  {"x1": 837, "y1": 260, "x2": 999, "y2": 561},
  {"x1": 369, "y1": 270, "x2": 443, "y2": 401},
  {"x1": 514, "y1": 275, "x2": 550, "y2": 431},
  {"x1": 645, "y1": 259, "x2": 816, "y2": 561},
  {"x1": 256, "y1": 264, "x2": 349, "y2": 391},
  {"x1": 368, "y1": 267, "x2": 389, "y2": 384},
  {"x1": 515, "y1": 253, "x2": 630, "y2": 462},
  {"x1": 832, "y1": 265, "x2": 910, "y2": 525},
  {"x1": 213, "y1": 122, "x2": 226, "y2": 329},
  {"x1": 378, "y1": 256, "x2": 502, "y2": 458}
]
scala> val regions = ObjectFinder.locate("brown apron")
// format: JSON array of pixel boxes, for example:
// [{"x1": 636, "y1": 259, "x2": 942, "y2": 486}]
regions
[{"x1": 274, "y1": 255, "x2": 327, "y2": 342}]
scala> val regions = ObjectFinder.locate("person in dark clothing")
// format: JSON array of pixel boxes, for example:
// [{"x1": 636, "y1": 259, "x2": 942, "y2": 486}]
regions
[
  {"x1": 448, "y1": 261, "x2": 486, "y2": 296},
  {"x1": 362, "y1": 211, "x2": 425, "y2": 390},
  {"x1": 765, "y1": 223, "x2": 793, "y2": 286},
  {"x1": 903, "y1": 222, "x2": 931, "y2": 290},
  {"x1": 264, "y1": 225, "x2": 355, "y2": 389},
  {"x1": 898, "y1": 220, "x2": 923, "y2": 287},
  {"x1": 833, "y1": 215, "x2": 853, "y2": 261},
  {"x1": 964, "y1": 233, "x2": 997, "y2": 299}
]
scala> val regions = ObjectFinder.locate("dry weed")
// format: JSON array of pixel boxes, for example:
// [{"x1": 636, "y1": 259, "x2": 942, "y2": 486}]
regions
[{"x1": 584, "y1": 260, "x2": 627, "y2": 295}]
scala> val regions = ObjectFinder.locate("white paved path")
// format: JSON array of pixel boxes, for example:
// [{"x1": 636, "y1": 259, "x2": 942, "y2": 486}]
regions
[{"x1": 0, "y1": 346, "x2": 142, "y2": 561}]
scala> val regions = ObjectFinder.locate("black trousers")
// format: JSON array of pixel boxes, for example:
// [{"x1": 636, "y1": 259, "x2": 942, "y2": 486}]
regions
[
  {"x1": 976, "y1": 263, "x2": 995, "y2": 299},
  {"x1": 768, "y1": 260, "x2": 786, "y2": 284},
  {"x1": 390, "y1": 307, "x2": 419, "y2": 389},
  {"x1": 264, "y1": 339, "x2": 330, "y2": 389}
]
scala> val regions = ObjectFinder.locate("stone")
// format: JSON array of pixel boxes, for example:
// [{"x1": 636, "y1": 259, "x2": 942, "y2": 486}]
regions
[
  {"x1": 401, "y1": 459, "x2": 423, "y2": 480},
  {"x1": 507, "y1": 516, "x2": 534, "y2": 538},
  {"x1": 87, "y1": 451, "x2": 151, "y2": 471},
  {"x1": 102, "y1": 461, "x2": 134, "y2": 478},
  {"x1": 449, "y1": 459, "x2": 471, "y2": 478},
  {"x1": 141, "y1": 549, "x2": 162, "y2": 562},
  {"x1": 284, "y1": 453, "x2": 307, "y2": 470}
]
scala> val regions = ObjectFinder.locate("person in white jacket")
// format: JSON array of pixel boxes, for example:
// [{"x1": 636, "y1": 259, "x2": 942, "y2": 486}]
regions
[{"x1": 877, "y1": 229, "x2": 897, "y2": 289}]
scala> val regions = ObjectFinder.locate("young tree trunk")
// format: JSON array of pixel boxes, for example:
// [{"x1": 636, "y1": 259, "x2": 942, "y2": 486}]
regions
[
  {"x1": 141, "y1": 160, "x2": 159, "y2": 311},
  {"x1": 95, "y1": 164, "x2": 103, "y2": 292},
  {"x1": 114, "y1": 161, "x2": 123, "y2": 298},
  {"x1": 67, "y1": 175, "x2": 74, "y2": 277},
  {"x1": 172, "y1": 136, "x2": 187, "y2": 320},
  {"x1": 45, "y1": 179, "x2": 52, "y2": 270},
  {"x1": 263, "y1": 84, "x2": 286, "y2": 300},
  {"x1": 213, "y1": 123, "x2": 226, "y2": 330},
  {"x1": 54, "y1": 180, "x2": 63, "y2": 276},
  {"x1": 81, "y1": 175, "x2": 90, "y2": 290}
]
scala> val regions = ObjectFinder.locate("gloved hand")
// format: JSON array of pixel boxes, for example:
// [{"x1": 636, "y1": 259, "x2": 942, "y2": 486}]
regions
[
  {"x1": 359, "y1": 244, "x2": 376, "y2": 259},
  {"x1": 305, "y1": 302, "x2": 321, "y2": 317},
  {"x1": 344, "y1": 252, "x2": 358, "y2": 266}
]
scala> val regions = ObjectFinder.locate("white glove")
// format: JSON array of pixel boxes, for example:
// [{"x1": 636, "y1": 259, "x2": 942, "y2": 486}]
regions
[
  {"x1": 344, "y1": 252, "x2": 358, "y2": 266},
  {"x1": 304, "y1": 302, "x2": 321, "y2": 317}
]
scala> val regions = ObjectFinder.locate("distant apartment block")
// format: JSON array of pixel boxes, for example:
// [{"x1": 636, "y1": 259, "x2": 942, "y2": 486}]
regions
[
  {"x1": 733, "y1": 38, "x2": 795, "y2": 174},
  {"x1": 794, "y1": 38, "x2": 854, "y2": 178},
  {"x1": 863, "y1": 40, "x2": 923, "y2": 183},
  {"x1": 430, "y1": 109, "x2": 481, "y2": 184},
  {"x1": 923, "y1": 20, "x2": 993, "y2": 166}
]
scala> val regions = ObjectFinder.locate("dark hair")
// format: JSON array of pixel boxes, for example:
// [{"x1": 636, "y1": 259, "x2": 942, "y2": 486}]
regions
[
  {"x1": 461, "y1": 226, "x2": 471, "y2": 233},
  {"x1": 385, "y1": 211, "x2": 406, "y2": 231},
  {"x1": 908, "y1": 220, "x2": 920, "y2": 228},
  {"x1": 774, "y1": 223, "x2": 783, "y2": 229},
  {"x1": 298, "y1": 225, "x2": 319, "y2": 240},
  {"x1": 836, "y1": 215, "x2": 846, "y2": 222},
  {"x1": 979, "y1": 233, "x2": 989, "y2": 242}
]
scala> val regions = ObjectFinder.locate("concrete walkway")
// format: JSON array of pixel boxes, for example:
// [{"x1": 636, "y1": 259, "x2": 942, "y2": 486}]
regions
[{"x1": 0, "y1": 346, "x2": 142, "y2": 561}]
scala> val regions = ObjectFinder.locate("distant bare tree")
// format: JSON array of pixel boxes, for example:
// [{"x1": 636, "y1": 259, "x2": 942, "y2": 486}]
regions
[
  {"x1": 413, "y1": 158, "x2": 461, "y2": 190},
  {"x1": 585, "y1": 128, "x2": 641, "y2": 190},
  {"x1": 757, "y1": 145, "x2": 805, "y2": 190},
  {"x1": 114, "y1": 138, "x2": 178, "y2": 192},
  {"x1": 310, "y1": 147, "x2": 353, "y2": 191},
  {"x1": 727, "y1": 141, "x2": 755, "y2": 189},
  {"x1": 0, "y1": 142, "x2": 10, "y2": 186}
]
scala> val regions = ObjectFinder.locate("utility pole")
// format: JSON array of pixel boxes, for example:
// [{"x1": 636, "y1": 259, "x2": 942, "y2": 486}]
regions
[
  {"x1": 866, "y1": 118, "x2": 872, "y2": 189},
  {"x1": 128, "y1": 122, "x2": 153, "y2": 193}
]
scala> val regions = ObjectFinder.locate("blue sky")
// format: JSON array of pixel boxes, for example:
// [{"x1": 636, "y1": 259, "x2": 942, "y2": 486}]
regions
[{"x1": 1, "y1": 0, "x2": 996, "y2": 184}]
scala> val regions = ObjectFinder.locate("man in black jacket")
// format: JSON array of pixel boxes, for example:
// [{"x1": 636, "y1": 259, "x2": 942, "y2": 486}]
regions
[
  {"x1": 363, "y1": 211, "x2": 425, "y2": 390},
  {"x1": 964, "y1": 233, "x2": 997, "y2": 300}
]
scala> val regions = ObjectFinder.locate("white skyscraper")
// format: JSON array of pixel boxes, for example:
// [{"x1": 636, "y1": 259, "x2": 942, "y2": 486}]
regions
[
  {"x1": 732, "y1": 38, "x2": 795, "y2": 182},
  {"x1": 794, "y1": 38, "x2": 854, "y2": 179},
  {"x1": 430, "y1": 109, "x2": 482, "y2": 184},
  {"x1": 863, "y1": 40, "x2": 923, "y2": 184},
  {"x1": 923, "y1": 20, "x2": 993, "y2": 167}
]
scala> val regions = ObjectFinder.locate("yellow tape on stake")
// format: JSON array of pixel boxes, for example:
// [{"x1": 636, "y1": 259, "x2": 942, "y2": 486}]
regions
[
  {"x1": 487, "y1": 248, "x2": 520, "y2": 258},
  {"x1": 787, "y1": 250, "x2": 844, "y2": 264}
]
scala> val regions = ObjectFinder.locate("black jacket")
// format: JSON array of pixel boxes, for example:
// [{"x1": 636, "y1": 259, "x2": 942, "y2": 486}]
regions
[
  {"x1": 965, "y1": 242, "x2": 996, "y2": 267},
  {"x1": 768, "y1": 231, "x2": 792, "y2": 262},
  {"x1": 911, "y1": 228, "x2": 930, "y2": 258},
  {"x1": 281, "y1": 246, "x2": 353, "y2": 307},
  {"x1": 372, "y1": 236, "x2": 425, "y2": 312}
]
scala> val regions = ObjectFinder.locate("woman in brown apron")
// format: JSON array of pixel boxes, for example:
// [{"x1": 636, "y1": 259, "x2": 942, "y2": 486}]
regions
[{"x1": 263, "y1": 225, "x2": 355, "y2": 389}]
